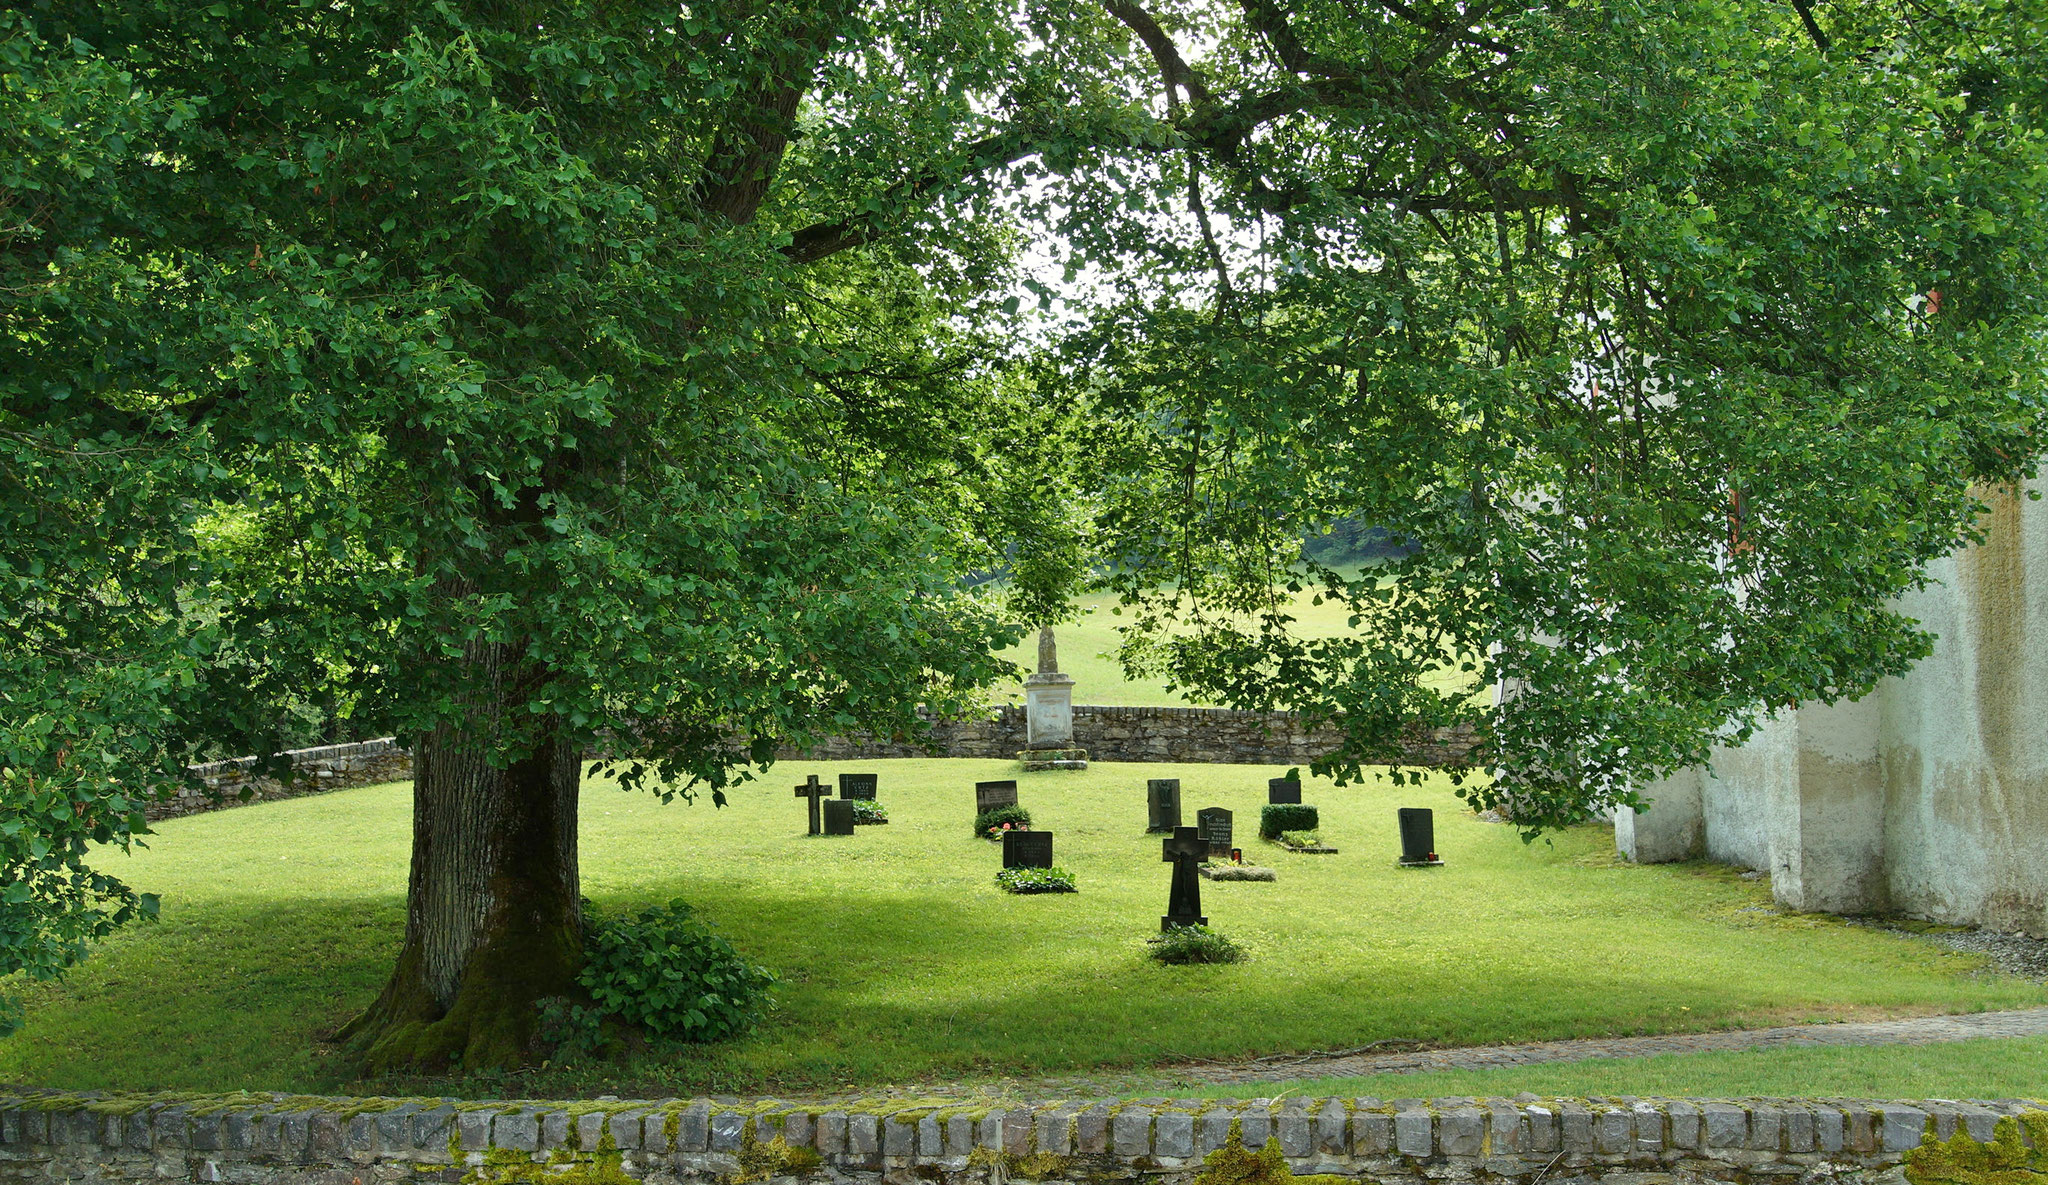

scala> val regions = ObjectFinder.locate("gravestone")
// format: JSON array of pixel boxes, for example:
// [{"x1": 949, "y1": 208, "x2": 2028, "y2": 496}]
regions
[
  {"x1": 839, "y1": 773, "x2": 878, "y2": 801},
  {"x1": 1197, "y1": 807, "x2": 1233, "y2": 856},
  {"x1": 822, "y1": 798, "x2": 856, "y2": 836},
  {"x1": 794, "y1": 774, "x2": 831, "y2": 836},
  {"x1": 1002, "y1": 829, "x2": 1054, "y2": 869},
  {"x1": 1024, "y1": 626, "x2": 1077, "y2": 749},
  {"x1": 1161, "y1": 825, "x2": 1209, "y2": 930},
  {"x1": 1268, "y1": 777, "x2": 1302, "y2": 805},
  {"x1": 1146, "y1": 778, "x2": 1182, "y2": 833},
  {"x1": 975, "y1": 780, "x2": 1019, "y2": 815},
  {"x1": 1398, "y1": 807, "x2": 1443, "y2": 866}
]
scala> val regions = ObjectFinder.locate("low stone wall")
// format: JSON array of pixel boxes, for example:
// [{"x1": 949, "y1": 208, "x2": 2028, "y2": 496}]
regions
[
  {"x1": 782, "y1": 705, "x2": 1477, "y2": 768},
  {"x1": 153, "y1": 738, "x2": 413, "y2": 822},
  {"x1": 0, "y1": 1090, "x2": 2036, "y2": 1185}
]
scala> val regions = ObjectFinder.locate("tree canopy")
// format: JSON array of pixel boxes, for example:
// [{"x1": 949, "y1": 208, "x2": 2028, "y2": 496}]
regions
[{"x1": 5, "y1": 0, "x2": 2046, "y2": 1062}]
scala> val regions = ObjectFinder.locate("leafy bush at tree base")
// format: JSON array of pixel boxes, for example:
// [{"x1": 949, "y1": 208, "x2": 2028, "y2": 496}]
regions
[
  {"x1": 1259, "y1": 804, "x2": 1319, "y2": 839},
  {"x1": 538, "y1": 900, "x2": 775, "y2": 1054},
  {"x1": 995, "y1": 866, "x2": 1077, "y2": 894},
  {"x1": 973, "y1": 805, "x2": 1032, "y2": 838},
  {"x1": 1150, "y1": 925, "x2": 1247, "y2": 965}
]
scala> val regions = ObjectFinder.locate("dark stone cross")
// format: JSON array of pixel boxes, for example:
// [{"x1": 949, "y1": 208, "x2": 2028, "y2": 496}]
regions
[
  {"x1": 1160, "y1": 826, "x2": 1209, "y2": 931},
  {"x1": 795, "y1": 774, "x2": 831, "y2": 835}
]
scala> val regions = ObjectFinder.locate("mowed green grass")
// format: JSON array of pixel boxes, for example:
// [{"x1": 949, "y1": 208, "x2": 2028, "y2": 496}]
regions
[
  {"x1": 994, "y1": 584, "x2": 1469, "y2": 706},
  {"x1": 2, "y1": 758, "x2": 2040, "y2": 1098}
]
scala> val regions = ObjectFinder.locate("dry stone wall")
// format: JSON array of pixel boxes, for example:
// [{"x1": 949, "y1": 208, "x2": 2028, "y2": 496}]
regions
[
  {"x1": 781, "y1": 705, "x2": 1476, "y2": 768},
  {"x1": 152, "y1": 739, "x2": 413, "y2": 822},
  {"x1": 0, "y1": 1090, "x2": 2035, "y2": 1185}
]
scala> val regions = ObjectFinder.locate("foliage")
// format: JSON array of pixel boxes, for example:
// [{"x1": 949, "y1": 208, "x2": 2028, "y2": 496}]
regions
[
  {"x1": 974, "y1": 805, "x2": 1033, "y2": 839},
  {"x1": 848, "y1": 800, "x2": 888, "y2": 825},
  {"x1": 1260, "y1": 805, "x2": 1320, "y2": 840},
  {"x1": 542, "y1": 901, "x2": 775, "y2": 1051},
  {"x1": 1277, "y1": 830, "x2": 1323, "y2": 849},
  {"x1": 995, "y1": 866, "x2": 1077, "y2": 894},
  {"x1": 1194, "y1": 1129, "x2": 1295, "y2": 1185},
  {"x1": 1151, "y1": 925, "x2": 1247, "y2": 965},
  {"x1": 1906, "y1": 1115, "x2": 2048, "y2": 1185}
]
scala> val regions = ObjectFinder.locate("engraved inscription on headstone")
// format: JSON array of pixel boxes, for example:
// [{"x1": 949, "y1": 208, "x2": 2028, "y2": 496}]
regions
[
  {"x1": 822, "y1": 798, "x2": 857, "y2": 836},
  {"x1": 1398, "y1": 807, "x2": 1443, "y2": 866},
  {"x1": 839, "y1": 773, "x2": 879, "y2": 801},
  {"x1": 1197, "y1": 806, "x2": 1233, "y2": 856},
  {"x1": 1146, "y1": 778, "x2": 1182, "y2": 833},
  {"x1": 1003, "y1": 829, "x2": 1054, "y2": 869},
  {"x1": 1161, "y1": 826, "x2": 1209, "y2": 931},
  {"x1": 1268, "y1": 777, "x2": 1302, "y2": 805},
  {"x1": 794, "y1": 774, "x2": 831, "y2": 835},
  {"x1": 975, "y1": 780, "x2": 1020, "y2": 814}
]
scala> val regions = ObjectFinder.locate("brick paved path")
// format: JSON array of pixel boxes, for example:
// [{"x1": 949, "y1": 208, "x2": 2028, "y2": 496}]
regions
[{"x1": 1182, "y1": 1006, "x2": 2048, "y2": 1085}]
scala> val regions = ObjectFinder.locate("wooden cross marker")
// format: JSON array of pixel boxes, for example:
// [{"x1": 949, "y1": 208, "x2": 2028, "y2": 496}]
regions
[{"x1": 795, "y1": 774, "x2": 830, "y2": 835}]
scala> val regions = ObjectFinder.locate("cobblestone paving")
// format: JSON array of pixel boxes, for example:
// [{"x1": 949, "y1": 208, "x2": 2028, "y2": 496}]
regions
[{"x1": 1180, "y1": 1007, "x2": 2048, "y2": 1085}]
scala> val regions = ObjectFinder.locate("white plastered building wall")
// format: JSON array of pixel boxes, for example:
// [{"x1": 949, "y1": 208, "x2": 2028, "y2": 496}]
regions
[{"x1": 1617, "y1": 480, "x2": 2048, "y2": 938}]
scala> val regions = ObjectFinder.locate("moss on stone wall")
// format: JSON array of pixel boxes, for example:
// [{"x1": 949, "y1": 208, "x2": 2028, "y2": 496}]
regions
[{"x1": 1905, "y1": 1115, "x2": 2048, "y2": 1185}]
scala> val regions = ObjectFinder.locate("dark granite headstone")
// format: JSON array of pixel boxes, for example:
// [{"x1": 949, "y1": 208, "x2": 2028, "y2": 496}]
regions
[
  {"x1": 839, "y1": 773, "x2": 878, "y2": 801},
  {"x1": 794, "y1": 774, "x2": 831, "y2": 835},
  {"x1": 1197, "y1": 807, "x2": 1233, "y2": 856},
  {"x1": 1161, "y1": 826, "x2": 1208, "y2": 930},
  {"x1": 1146, "y1": 778, "x2": 1182, "y2": 833},
  {"x1": 1268, "y1": 777, "x2": 1302, "y2": 805},
  {"x1": 1398, "y1": 807, "x2": 1442, "y2": 866},
  {"x1": 1002, "y1": 829, "x2": 1054, "y2": 869},
  {"x1": 975, "y1": 780, "x2": 1020, "y2": 814},
  {"x1": 822, "y1": 798, "x2": 856, "y2": 836}
]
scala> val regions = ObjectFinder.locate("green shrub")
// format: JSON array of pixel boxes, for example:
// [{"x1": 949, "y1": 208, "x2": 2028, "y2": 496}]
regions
[
  {"x1": 1151, "y1": 925, "x2": 1247, "y2": 965},
  {"x1": 995, "y1": 866, "x2": 1077, "y2": 894},
  {"x1": 1278, "y1": 829, "x2": 1322, "y2": 848},
  {"x1": 1259, "y1": 804, "x2": 1318, "y2": 839},
  {"x1": 541, "y1": 900, "x2": 776, "y2": 1052},
  {"x1": 849, "y1": 800, "x2": 888, "y2": 824},
  {"x1": 973, "y1": 804, "x2": 1032, "y2": 838}
]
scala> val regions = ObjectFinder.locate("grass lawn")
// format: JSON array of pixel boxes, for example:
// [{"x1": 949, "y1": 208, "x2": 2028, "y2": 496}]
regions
[{"x1": 2, "y1": 758, "x2": 2039, "y2": 1099}]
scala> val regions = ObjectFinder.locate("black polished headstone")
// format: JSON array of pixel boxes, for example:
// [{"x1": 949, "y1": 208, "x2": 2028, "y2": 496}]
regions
[
  {"x1": 1397, "y1": 807, "x2": 1442, "y2": 865},
  {"x1": 1146, "y1": 778, "x2": 1182, "y2": 833},
  {"x1": 1268, "y1": 777, "x2": 1302, "y2": 805},
  {"x1": 1002, "y1": 829, "x2": 1054, "y2": 869},
  {"x1": 839, "y1": 773, "x2": 879, "y2": 800},
  {"x1": 1197, "y1": 807, "x2": 1233, "y2": 856},
  {"x1": 822, "y1": 798, "x2": 856, "y2": 836},
  {"x1": 1161, "y1": 826, "x2": 1208, "y2": 930},
  {"x1": 975, "y1": 780, "x2": 1020, "y2": 814}
]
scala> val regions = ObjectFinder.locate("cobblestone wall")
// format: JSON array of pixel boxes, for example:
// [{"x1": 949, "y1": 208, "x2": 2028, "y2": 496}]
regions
[
  {"x1": 153, "y1": 739, "x2": 413, "y2": 822},
  {"x1": 0, "y1": 1090, "x2": 2034, "y2": 1185},
  {"x1": 782, "y1": 705, "x2": 1477, "y2": 768}
]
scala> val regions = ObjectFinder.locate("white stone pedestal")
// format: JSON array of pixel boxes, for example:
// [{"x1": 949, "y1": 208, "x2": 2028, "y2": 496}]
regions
[{"x1": 1024, "y1": 672, "x2": 1075, "y2": 749}]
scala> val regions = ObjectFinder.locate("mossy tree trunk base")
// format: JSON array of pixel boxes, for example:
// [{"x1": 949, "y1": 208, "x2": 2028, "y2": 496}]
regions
[{"x1": 340, "y1": 641, "x2": 585, "y2": 1074}]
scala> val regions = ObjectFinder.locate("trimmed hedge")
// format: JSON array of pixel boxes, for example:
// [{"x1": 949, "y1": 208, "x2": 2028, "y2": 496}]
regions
[{"x1": 1260, "y1": 803, "x2": 1319, "y2": 839}]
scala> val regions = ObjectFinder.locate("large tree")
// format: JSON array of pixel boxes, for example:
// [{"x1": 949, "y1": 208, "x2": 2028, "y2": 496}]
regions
[{"x1": 6, "y1": 0, "x2": 2045, "y2": 1069}]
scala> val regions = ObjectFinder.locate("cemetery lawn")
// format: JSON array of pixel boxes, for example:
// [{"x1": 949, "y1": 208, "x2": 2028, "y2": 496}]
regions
[{"x1": 3, "y1": 759, "x2": 2042, "y2": 1098}]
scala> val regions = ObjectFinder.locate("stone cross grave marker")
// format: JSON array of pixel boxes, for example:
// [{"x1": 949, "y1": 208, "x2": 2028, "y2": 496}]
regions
[
  {"x1": 823, "y1": 798, "x2": 857, "y2": 836},
  {"x1": 1161, "y1": 825, "x2": 1209, "y2": 931},
  {"x1": 1003, "y1": 829, "x2": 1054, "y2": 869},
  {"x1": 1197, "y1": 806, "x2": 1233, "y2": 856},
  {"x1": 975, "y1": 780, "x2": 1019, "y2": 817},
  {"x1": 839, "y1": 773, "x2": 878, "y2": 801},
  {"x1": 1146, "y1": 778, "x2": 1182, "y2": 833},
  {"x1": 1268, "y1": 776, "x2": 1302, "y2": 805},
  {"x1": 795, "y1": 774, "x2": 831, "y2": 836}
]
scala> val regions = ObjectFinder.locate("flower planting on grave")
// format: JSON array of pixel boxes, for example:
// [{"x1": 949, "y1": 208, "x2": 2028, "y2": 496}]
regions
[
  {"x1": 849, "y1": 800, "x2": 888, "y2": 825},
  {"x1": 1277, "y1": 830, "x2": 1323, "y2": 849},
  {"x1": 974, "y1": 804, "x2": 1032, "y2": 839},
  {"x1": 1260, "y1": 804, "x2": 1319, "y2": 840},
  {"x1": 534, "y1": 901, "x2": 775, "y2": 1056},
  {"x1": 1151, "y1": 924, "x2": 1247, "y2": 965},
  {"x1": 995, "y1": 866, "x2": 1078, "y2": 894}
]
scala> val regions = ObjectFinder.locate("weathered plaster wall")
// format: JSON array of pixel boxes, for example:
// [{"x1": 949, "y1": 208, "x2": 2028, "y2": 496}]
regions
[
  {"x1": 2, "y1": 1090, "x2": 2038, "y2": 1185},
  {"x1": 1621, "y1": 480, "x2": 2048, "y2": 937}
]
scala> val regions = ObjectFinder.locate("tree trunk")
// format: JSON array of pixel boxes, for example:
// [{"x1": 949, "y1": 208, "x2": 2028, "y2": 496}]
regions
[{"x1": 339, "y1": 641, "x2": 583, "y2": 1073}]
